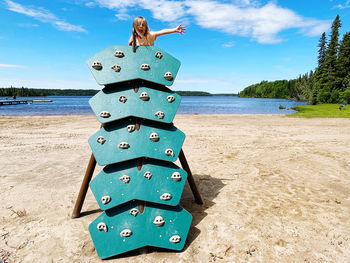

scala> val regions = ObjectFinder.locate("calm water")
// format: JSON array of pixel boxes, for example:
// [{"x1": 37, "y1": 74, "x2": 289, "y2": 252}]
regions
[{"x1": 0, "y1": 96, "x2": 306, "y2": 116}]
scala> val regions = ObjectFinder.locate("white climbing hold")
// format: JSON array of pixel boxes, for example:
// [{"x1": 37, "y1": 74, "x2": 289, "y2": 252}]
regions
[
  {"x1": 154, "y1": 111, "x2": 165, "y2": 119},
  {"x1": 126, "y1": 124, "x2": 136, "y2": 133},
  {"x1": 129, "y1": 208, "x2": 139, "y2": 217},
  {"x1": 139, "y1": 92, "x2": 150, "y2": 101},
  {"x1": 99, "y1": 111, "x2": 111, "y2": 118},
  {"x1": 167, "y1": 95, "x2": 175, "y2": 103},
  {"x1": 149, "y1": 132, "x2": 160, "y2": 142},
  {"x1": 120, "y1": 229, "x2": 132, "y2": 237},
  {"x1": 118, "y1": 142, "x2": 130, "y2": 149},
  {"x1": 119, "y1": 95, "x2": 127, "y2": 103},
  {"x1": 92, "y1": 61, "x2": 102, "y2": 70},
  {"x1": 143, "y1": 171, "x2": 152, "y2": 180},
  {"x1": 119, "y1": 174, "x2": 130, "y2": 184},
  {"x1": 140, "y1": 64, "x2": 150, "y2": 70},
  {"x1": 101, "y1": 195, "x2": 111, "y2": 205},
  {"x1": 97, "y1": 222, "x2": 108, "y2": 232},
  {"x1": 111, "y1": 64, "x2": 121, "y2": 72},
  {"x1": 171, "y1": 172, "x2": 182, "y2": 182},
  {"x1": 165, "y1": 148, "x2": 174, "y2": 157},
  {"x1": 155, "y1": 51, "x2": 163, "y2": 59},
  {"x1": 114, "y1": 50, "x2": 124, "y2": 57},
  {"x1": 153, "y1": 216, "x2": 165, "y2": 226},
  {"x1": 169, "y1": 235, "x2": 181, "y2": 243},
  {"x1": 160, "y1": 193, "x2": 172, "y2": 201},
  {"x1": 96, "y1": 136, "x2": 106, "y2": 144},
  {"x1": 164, "y1": 72, "x2": 173, "y2": 80}
]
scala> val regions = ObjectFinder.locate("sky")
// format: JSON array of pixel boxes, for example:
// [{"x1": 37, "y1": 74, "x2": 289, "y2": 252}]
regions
[{"x1": 1, "y1": 0, "x2": 350, "y2": 94}]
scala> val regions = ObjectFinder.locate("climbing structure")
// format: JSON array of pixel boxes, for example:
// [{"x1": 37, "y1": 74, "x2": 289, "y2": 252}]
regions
[{"x1": 72, "y1": 45, "x2": 202, "y2": 259}]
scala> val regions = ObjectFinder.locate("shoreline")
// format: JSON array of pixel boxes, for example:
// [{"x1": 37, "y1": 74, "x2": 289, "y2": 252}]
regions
[{"x1": 1, "y1": 115, "x2": 350, "y2": 262}]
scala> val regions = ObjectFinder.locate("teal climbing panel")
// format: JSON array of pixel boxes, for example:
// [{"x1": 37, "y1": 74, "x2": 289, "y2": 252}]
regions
[
  {"x1": 89, "y1": 200, "x2": 192, "y2": 259},
  {"x1": 88, "y1": 118, "x2": 185, "y2": 166},
  {"x1": 89, "y1": 81, "x2": 181, "y2": 124},
  {"x1": 87, "y1": 45, "x2": 181, "y2": 86},
  {"x1": 83, "y1": 45, "x2": 198, "y2": 258},
  {"x1": 90, "y1": 159, "x2": 188, "y2": 209}
]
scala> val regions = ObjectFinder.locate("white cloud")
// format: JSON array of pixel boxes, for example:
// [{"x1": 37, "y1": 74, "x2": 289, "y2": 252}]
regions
[
  {"x1": 185, "y1": 1, "x2": 330, "y2": 43},
  {"x1": 90, "y1": 0, "x2": 331, "y2": 43},
  {"x1": 0, "y1": 64, "x2": 26, "y2": 68},
  {"x1": 332, "y1": 0, "x2": 350, "y2": 9},
  {"x1": 222, "y1": 41, "x2": 235, "y2": 47},
  {"x1": 54, "y1": 21, "x2": 87, "y2": 32},
  {"x1": 4, "y1": 0, "x2": 87, "y2": 33}
]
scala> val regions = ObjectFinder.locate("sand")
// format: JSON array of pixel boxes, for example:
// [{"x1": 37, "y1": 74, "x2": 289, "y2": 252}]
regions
[{"x1": 0, "y1": 114, "x2": 350, "y2": 263}]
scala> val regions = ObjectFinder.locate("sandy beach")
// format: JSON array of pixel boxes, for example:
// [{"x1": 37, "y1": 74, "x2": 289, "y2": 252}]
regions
[{"x1": 1, "y1": 114, "x2": 350, "y2": 263}]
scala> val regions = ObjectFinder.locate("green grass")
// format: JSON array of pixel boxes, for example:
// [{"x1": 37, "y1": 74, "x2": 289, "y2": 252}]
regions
[{"x1": 288, "y1": 104, "x2": 350, "y2": 118}]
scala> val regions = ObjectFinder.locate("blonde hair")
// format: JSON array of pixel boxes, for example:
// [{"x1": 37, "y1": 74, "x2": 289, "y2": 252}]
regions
[
  {"x1": 133, "y1": 16, "x2": 150, "y2": 37},
  {"x1": 131, "y1": 16, "x2": 154, "y2": 47}
]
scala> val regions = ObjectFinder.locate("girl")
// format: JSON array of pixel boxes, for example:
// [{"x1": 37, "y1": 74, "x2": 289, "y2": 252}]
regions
[{"x1": 128, "y1": 16, "x2": 186, "y2": 46}]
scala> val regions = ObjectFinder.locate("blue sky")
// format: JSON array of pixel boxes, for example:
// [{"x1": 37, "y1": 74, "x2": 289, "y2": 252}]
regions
[{"x1": 1, "y1": 0, "x2": 350, "y2": 94}]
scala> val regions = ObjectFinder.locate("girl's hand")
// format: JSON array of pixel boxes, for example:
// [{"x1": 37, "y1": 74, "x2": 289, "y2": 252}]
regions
[{"x1": 175, "y1": 24, "x2": 186, "y2": 34}]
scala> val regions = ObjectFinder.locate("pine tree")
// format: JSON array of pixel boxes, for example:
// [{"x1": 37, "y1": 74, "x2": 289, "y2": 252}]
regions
[
  {"x1": 321, "y1": 15, "x2": 342, "y2": 102},
  {"x1": 337, "y1": 32, "x2": 350, "y2": 91},
  {"x1": 317, "y1": 32, "x2": 327, "y2": 70}
]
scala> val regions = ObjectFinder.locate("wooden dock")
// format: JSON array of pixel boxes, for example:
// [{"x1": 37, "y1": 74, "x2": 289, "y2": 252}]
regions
[{"x1": 0, "y1": 99, "x2": 52, "y2": 106}]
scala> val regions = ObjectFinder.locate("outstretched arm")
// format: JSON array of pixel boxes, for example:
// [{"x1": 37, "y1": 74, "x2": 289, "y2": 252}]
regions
[{"x1": 153, "y1": 24, "x2": 186, "y2": 39}]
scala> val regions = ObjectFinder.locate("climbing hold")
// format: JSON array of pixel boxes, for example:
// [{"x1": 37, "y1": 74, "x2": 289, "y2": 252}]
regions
[
  {"x1": 154, "y1": 111, "x2": 165, "y2": 119},
  {"x1": 118, "y1": 142, "x2": 130, "y2": 149},
  {"x1": 97, "y1": 222, "x2": 108, "y2": 232},
  {"x1": 120, "y1": 229, "x2": 132, "y2": 237},
  {"x1": 143, "y1": 171, "x2": 152, "y2": 180},
  {"x1": 92, "y1": 61, "x2": 102, "y2": 70},
  {"x1": 169, "y1": 235, "x2": 181, "y2": 243},
  {"x1": 171, "y1": 172, "x2": 182, "y2": 182},
  {"x1": 160, "y1": 193, "x2": 172, "y2": 201},
  {"x1": 96, "y1": 136, "x2": 106, "y2": 144},
  {"x1": 101, "y1": 195, "x2": 111, "y2": 205},
  {"x1": 126, "y1": 124, "x2": 136, "y2": 133},
  {"x1": 129, "y1": 208, "x2": 139, "y2": 217},
  {"x1": 139, "y1": 92, "x2": 150, "y2": 101},
  {"x1": 167, "y1": 95, "x2": 175, "y2": 103},
  {"x1": 140, "y1": 64, "x2": 150, "y2": 71},
  {"x1": 155, "y1": 51, "x2": 163, "y2": 59},
  {"x1": 153, "y1": 216, "x2": 165, "y2": 226},
  {"x1": 114, "y1": 50, "x2": 124, "y2": 58},
  {"x1": 149, "y1": 132, "x2": 160, "y2": 142},
  {"x1": 111, "y1": 64, "x2": 121, "y2": 72},
  {"x1": 119, "y1": 175, "x2": 130, "y2": 184},
  {"x1": 99, "y1": 111, "x2": 111, "y2": 118},
  {"x1": 119, "y1": 95, "x2": 127, "y2": 103},
  {"x1": 164, "y1": 72, "x2": 173, "y2": 80},
  {"x1": 165, "y1": 149, "x2": 174, "y2": 157}
]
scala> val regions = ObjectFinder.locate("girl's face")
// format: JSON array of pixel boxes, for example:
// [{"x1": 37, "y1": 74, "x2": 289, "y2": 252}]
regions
[{"x1": 136, "y1": 20, "x2": 146, "y2": 36}]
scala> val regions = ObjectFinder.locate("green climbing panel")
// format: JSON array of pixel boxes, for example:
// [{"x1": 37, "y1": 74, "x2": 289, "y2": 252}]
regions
[
  {"x1": 87, "y1": 45, "x2": 181, "y2": 86},
  {"x1": 88, "y1": 118, "x2": 185, "y2": 166},
  {"x1": 90, "y1": 159, "x2": 187, "y2": 209},
  {"x1": 89, "y1": 81, "x2": 181, "y2": 124},
  {"x1": 89, "y1": 200, "x2": 192, "y2": 259}
]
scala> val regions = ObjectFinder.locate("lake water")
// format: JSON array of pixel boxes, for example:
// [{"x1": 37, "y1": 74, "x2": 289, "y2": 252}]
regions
[{"x1": 0, "y1": 96, "x2": 306, "y2": 116}]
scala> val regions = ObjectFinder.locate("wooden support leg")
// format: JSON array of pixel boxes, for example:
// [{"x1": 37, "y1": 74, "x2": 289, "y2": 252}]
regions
[
  {"x1": 179, "y1": 149, "x2": 203, "y2": 205},
  {"x1": 72, "y1": 153, "x2": 97, "y2": 219}
]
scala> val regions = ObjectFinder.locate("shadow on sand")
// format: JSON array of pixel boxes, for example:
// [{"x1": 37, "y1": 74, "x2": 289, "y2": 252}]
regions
[{"x1": 104, "y1": 173, "x2": 225, "y2": 260}]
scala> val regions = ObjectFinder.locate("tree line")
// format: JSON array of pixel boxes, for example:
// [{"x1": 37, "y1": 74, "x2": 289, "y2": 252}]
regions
[
  {"x1": 239, "y1": 15, "x2": 350, "y2": 104},
  {"x1": 0, "y1": 86, "x2": 99, "y2": 97},
  {"x1": 0, "y1": 86, "x2": 215, "y2": 97}
]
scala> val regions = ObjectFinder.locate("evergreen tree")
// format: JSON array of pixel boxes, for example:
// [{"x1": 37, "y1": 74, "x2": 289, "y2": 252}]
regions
[
  {"x1": 317, "y1": 32, "x2": 327, "y2": 70},
  {"x1": 321, "y1": 15, "x2": 341, "y2": 102},
  {"x1": 337, "y1": 32, "x2": 350, "y2": 91}
]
